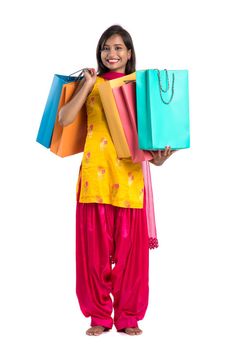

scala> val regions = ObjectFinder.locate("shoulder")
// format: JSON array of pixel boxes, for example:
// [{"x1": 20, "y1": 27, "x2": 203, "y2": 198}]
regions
[
  {"x1": 89, "y1": 76, "x2": 105, "y2": 94},
  {"x1": 96, "y1": 75, "x2": 105, "y2": 83},
  {"x1": 86, "y1": 76, "x2": 105, "y2": 102}
]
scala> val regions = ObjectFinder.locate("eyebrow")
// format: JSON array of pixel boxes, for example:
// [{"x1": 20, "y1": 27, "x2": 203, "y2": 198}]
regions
[{"x1": 103, "y1": 44, "x2": 124, "y2": 46}]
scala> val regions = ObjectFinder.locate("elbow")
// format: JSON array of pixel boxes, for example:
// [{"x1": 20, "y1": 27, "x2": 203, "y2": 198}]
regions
[
  {"x1": 58, "y1": 109, "x2": 65, "y2": 127},
  {"x1": 58, "y1": 107, "x2": 72, "y2": 127}
]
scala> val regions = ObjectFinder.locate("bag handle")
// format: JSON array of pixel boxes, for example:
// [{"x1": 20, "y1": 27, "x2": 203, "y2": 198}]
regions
[
  {"x1": 124, "y1": 70, "x2": 175, "y2": 104},
  {"x1": 123, "y1": 79, "x2": 136, "y2": 84},
  {"x1": 68, "y1": 68, "x2": 92, "y2": 82},
  {"x1": 154, "y1": 69, "x2": 175, "y2": 105},
  {"x1": 67, "y1": 68, "x2": 91, "y2": 100}
]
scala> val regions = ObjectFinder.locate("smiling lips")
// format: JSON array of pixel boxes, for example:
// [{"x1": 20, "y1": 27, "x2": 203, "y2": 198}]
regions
[{"x1": 107, "y1": 59, "x2": 120, "y2": 64}]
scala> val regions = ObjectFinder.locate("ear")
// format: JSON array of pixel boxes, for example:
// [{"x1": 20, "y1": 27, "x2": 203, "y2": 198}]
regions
[{"x1": 127, "y1": 49, "x2": 131, "y2": 60}]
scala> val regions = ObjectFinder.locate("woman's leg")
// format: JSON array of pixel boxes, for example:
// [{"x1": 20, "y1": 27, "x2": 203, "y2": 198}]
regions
[
  {"x1": 112, "y1": 188, "x2": 149, "y2": 331},
  {"x1": 75, "y1": 177, "x2": 115, "y2": 330}
]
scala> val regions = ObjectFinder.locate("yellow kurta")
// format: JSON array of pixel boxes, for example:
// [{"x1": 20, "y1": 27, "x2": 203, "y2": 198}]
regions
[{"x1": 76, "y1": 76, "x2": 144, "y2": 209}]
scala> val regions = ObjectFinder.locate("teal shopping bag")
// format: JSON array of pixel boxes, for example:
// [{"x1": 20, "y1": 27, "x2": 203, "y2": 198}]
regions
[
  {"x1": 36, "y1": 69, "x2": 85, "y2": 148},
  {"x1": 136, "y1": 69, "x2": 190, "y2": 150}
]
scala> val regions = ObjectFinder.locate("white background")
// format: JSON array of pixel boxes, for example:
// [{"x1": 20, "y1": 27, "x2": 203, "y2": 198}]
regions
[{"x1": 1, "y1": 0, "x2": 234, "y2": 349}]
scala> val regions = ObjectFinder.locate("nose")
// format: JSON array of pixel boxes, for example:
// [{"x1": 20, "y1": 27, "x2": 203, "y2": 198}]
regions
[{"x1": 106, "y1": 47, "x2": 119, "y2": 57}]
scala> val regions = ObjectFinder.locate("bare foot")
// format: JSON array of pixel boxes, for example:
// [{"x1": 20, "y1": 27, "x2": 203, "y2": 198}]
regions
[
  {"x1": 86, "y1": 326, "x2": 107, "y2": 336},
  {"x1": 123, "y1": 327, "x2": 143, "y2": 335}
]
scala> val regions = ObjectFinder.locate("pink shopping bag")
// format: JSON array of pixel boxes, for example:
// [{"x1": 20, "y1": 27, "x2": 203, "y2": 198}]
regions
[{"x1": 112, "y1": 81, "x2": 154, "y2": 163}]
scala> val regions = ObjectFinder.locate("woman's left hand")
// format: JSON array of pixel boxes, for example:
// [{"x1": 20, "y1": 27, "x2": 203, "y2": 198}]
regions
[{"x1": 149, "y1": 146, "x2": 177, "y2": 166}]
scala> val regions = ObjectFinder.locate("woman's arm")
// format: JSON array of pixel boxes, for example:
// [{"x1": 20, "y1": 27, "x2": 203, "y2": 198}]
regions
[{"x1": 58, "y1": 69, "x2": 97, "y2": 127}]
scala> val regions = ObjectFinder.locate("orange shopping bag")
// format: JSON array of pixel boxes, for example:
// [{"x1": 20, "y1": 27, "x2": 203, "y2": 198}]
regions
[
  {"x1": 50, "y1": 81, "x2": 87, "y2": 157},
  {"x1": 98, "y1": 72, "x2": 136, "y2": 159}
]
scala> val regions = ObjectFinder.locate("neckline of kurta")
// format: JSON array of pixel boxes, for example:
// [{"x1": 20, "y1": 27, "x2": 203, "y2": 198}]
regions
[{"x1": 100, "y1": 71, "x2": 126, "y2": 80}]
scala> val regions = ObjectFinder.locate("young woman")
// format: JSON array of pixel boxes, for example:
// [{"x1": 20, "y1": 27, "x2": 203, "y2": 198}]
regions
[{"x1": 59, "y1": 24, "x2": 174, "y2": 336}]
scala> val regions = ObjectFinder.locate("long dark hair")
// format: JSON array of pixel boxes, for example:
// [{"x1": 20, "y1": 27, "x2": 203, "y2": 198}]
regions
[{"x1": 96, "y1": 25, "x2": 136, "y2": 75}]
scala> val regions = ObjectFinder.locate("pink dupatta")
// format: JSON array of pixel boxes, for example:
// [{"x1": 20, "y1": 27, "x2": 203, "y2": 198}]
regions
[{"x1": 100, "y1": 71, "x2": 158, "y2": 249}]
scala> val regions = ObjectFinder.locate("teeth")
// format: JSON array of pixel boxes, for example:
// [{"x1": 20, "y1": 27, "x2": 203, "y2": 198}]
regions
[{"x1": 107, "y1": 59, "x2": 119, "y2": 62}]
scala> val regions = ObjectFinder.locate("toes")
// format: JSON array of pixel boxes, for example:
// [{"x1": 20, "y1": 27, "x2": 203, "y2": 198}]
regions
[
  {"x1": 86, "y1": 326, "x2": 106, "y2": 336},
  {"x1": 124, "y1": 327, "x2": 142, "y2": 335},
  {"x1": 86, "y1": 331, "x2": 102, "y2": 336},
  {"x1": 93, "y1": 331, "x2": 102, "y2": 336}
]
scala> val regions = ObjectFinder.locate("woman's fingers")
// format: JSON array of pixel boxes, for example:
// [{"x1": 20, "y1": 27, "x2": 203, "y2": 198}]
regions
[
  {"x1": 150, "y1": 147, "x2": 177, "y2": 161},
  {"x1": 84, "y1": 68, "x2": 96, "y2": 78},
  {"x1": 89, "y1": 68, "x2": 95, "y2": 76},
  {"x1": 83, "y1": 69, "x2": 91, "y2": 79},
  {"x1": 165, "y1": 146, "x2": 176, "y2": 157},
  {"x1": 163, "y1": 146, "x2": 169, "y2": 157}
]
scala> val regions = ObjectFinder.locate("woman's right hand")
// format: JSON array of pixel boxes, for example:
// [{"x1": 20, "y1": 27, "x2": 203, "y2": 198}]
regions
[{"x1": 83, "y1": 68, "x2": 97, "y2": 92}]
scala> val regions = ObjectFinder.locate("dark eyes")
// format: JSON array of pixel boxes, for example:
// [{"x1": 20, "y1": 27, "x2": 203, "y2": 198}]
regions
[{"x1": 101, "y1": 47, "x2": 122, "y2": 51}]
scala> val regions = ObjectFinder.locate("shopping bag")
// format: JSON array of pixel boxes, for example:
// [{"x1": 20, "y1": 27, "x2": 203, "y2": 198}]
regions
[
  {"x1": 98, "y1": 72, "x2": 136, "y2": 158},
  {"x1": 49, "y1": 81, "x2": 87, "y2": 157},
  {"x1": 36, "y1": 73, "x2": 83, "y2": 148},
  {"x1": 136, "y1": 69, "x2": 190, "y2": 150},
  {"x1": 112, "y1": 81, "x2": 154, "y2": 162}
]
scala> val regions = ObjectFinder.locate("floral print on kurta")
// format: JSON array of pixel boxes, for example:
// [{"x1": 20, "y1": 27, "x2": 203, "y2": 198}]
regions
[{"x1": 77, "y1": 76, "x2": 144, "y2": 209}]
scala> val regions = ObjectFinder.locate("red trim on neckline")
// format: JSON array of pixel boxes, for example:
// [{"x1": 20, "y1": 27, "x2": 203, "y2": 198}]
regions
[{"x1": 100, "y1": 71, "x2": 126, "y2": 80}]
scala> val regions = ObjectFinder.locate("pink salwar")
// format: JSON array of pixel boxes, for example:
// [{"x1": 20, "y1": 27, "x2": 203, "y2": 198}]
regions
[{"x1": 75, "y1": 175, "x2": 149, "y2": 330}]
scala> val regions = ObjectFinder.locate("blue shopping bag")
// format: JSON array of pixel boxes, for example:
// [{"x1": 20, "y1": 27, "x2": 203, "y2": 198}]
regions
[
  {"x1": 36, "y1": 69, "x2": 85, "y2": 148},
  {"x1": 136, "y1": 69, "x2": 190, "y2": 150}
]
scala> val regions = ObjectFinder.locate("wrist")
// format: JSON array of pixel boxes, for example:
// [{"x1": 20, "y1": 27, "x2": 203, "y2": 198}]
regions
[
  {"x1": 83, "y1": 81, "x2": 93, "y2": 93},
  {"x1": 149, "y1": 159, "x2": 165, "y2": 166}
]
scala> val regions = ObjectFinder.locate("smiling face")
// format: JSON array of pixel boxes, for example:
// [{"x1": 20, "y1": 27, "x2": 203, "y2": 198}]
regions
[{"x1": 100, "y1": 34, "x2": 131, "y2": 73}]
